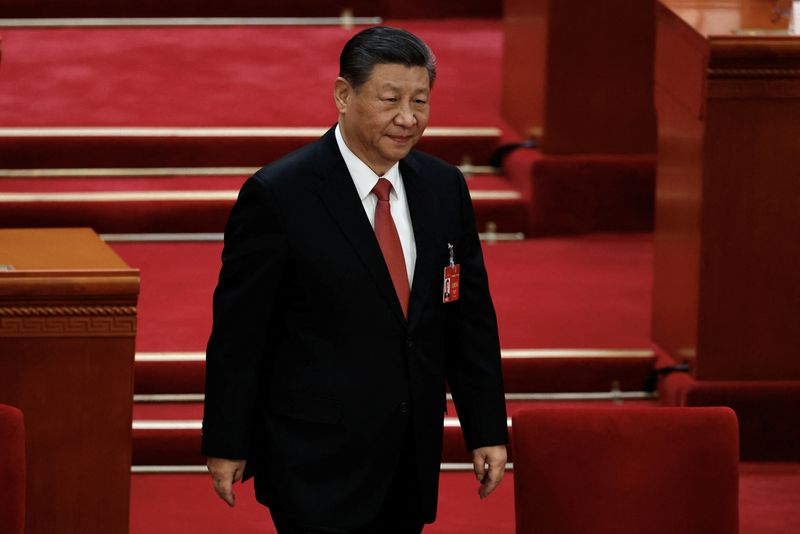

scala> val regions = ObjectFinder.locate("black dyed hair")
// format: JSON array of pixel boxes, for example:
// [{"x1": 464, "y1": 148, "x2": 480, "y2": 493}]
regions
[{"x1": 339, "y1": 26, "x2": 437, "y2": 89}]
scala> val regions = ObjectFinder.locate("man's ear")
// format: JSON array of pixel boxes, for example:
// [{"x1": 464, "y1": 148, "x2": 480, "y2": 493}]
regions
[{"x1": 333, "y1": 77, "x2": 351, "y2": 114}]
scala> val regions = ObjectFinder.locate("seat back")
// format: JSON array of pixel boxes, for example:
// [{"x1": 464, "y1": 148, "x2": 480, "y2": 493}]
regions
[
  {"x1": 0, "y1": 404, "x2": 26, "y2": 534},
  {"x1": 512, "y1": 407, "x2": 739, "y2": 534}
]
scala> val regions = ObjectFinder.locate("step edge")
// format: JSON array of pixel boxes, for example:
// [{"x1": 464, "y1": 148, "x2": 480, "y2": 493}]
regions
[{"x1": 133, "y1": 348, "x2": 655, "y2": 361}]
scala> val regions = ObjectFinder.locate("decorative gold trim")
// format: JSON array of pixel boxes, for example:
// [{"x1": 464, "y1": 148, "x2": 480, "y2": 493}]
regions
[
  {"x1": 132, "y1": 348, "x2": 656, "y2": 362},
  {"x1": 97, "y1": 231, "x2": 526, "y2": 242},
  {"x1": 130, "y1": 464, "x2": 510, "y2": 473},
  {"x1": 0, "y1": 191, "x2": 239, "y2": 202}
]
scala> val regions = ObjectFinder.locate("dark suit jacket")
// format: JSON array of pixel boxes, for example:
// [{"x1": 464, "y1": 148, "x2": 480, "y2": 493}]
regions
[{"x1": 202, "y1": 126, "x2": 508, "y2": 530}]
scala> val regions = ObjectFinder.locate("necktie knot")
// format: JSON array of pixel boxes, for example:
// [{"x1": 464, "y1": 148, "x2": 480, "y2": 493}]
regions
[{"x1": 372, "y1": 177, "x2": 393, "y2": 202}]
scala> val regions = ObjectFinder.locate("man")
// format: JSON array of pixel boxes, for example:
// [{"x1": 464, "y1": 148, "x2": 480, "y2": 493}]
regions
[{"x1": 203, "y1": 26, "x2": 508, "y2": 533}]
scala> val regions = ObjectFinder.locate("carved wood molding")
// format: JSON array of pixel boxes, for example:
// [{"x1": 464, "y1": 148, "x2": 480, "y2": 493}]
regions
[
  {"x1": 0, "y1": 305, "x2": 137, "y2": 317},
  {"x1": 0, "y1": 305, "x2": 137, "y2": 337}
]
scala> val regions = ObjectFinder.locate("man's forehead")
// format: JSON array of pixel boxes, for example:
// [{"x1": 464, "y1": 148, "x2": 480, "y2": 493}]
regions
[
  {"x1": 367, "y1": 65, "x2": 430, "y2": 89},
  {"x1": 379, "y1": 80, "x2": 430, "y2": 92}
]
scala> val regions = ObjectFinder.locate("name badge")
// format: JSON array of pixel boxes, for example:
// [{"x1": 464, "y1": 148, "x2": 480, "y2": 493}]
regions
[
  {"x1": 443, "y1": 242, "x2": 460, "y2": 303},
  {"x1": 443, "y1": 265, "x2": 460, "y2": 303}
]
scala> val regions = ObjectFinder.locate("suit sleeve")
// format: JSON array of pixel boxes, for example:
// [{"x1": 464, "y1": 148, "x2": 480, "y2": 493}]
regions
[
  {"x1": 202, "y1": 175, "x2": 287, "y2": 459},
  {"x1": 445, "y1": 169, "x2": 509, "y2": 451}
]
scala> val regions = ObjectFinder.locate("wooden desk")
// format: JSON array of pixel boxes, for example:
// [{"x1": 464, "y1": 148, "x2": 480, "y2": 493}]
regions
[
  {"x1": 653, "y1": 0, "x2": 800, "y2": 379},
  {"x1": 0, "y1": 228, "x2": 139, "y2": 534}
]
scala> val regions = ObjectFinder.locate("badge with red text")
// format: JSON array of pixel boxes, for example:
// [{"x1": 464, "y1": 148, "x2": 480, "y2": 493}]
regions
[{"x1": 443, "y1": 243, "x2": 460, "y2": 303}]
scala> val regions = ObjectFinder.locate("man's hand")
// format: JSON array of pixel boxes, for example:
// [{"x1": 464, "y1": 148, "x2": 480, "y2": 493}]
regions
[
  {"x1": 472, "y1": 445, "x2": 507, "y2": 499},
  {"x1": 207, "y1": 457, "x2": 247, "y2": 507}
]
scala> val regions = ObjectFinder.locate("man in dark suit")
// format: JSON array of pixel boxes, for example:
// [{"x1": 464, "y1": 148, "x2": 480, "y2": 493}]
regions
[{"x1": 202, "y1": 26, "x2": 508, "y2": 533}]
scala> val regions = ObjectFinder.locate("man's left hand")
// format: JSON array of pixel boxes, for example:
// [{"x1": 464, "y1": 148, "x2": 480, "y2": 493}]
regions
[{"x1": 471, "y1": 445, "x2": 507, "y2": 499}]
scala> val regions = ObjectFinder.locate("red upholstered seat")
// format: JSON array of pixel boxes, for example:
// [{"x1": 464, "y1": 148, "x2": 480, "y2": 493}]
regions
[
  {"x1": 681, "y1": 381, "x2": 800, "y2": 462},
  {"x1": 512, "y1": 407, "x2": 739, "y2": 534},
  {"x1": 0, "y1": 404, "x2": 26, "y2": 534}
]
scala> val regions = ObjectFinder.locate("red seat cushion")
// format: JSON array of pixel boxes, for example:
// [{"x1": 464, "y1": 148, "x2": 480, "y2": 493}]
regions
[
  {"x1": 0, "y1": 404, "x2": 25, "y2": 534},
  {"x1": 682, "y1": 381, "x2": 800, "y2": 461},
  {"x1": 512, "y1": 407, "x2": 739, "y2": 534}
]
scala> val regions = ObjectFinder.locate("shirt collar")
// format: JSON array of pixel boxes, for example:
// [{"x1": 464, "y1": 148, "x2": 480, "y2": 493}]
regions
[{"x1": 335, "y1": 124, "x2": 400, "y2": 201}]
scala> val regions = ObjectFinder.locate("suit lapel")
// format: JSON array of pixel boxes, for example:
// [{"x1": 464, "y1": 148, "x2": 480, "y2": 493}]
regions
[
  {"x1": 402, "y1": 156, "x2": 439, "y2": 330},
  {"x1": 312, "y1": 128, "x2": 407, "y2": 326}
]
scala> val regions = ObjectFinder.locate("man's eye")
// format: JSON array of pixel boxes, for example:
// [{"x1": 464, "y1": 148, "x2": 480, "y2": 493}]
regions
[
  {"x1": 384, "y1": 98, "x2": 398, "y2": 103},
  {"x1": 416, "y1": 99, "x2": 428, "y2": 105}
]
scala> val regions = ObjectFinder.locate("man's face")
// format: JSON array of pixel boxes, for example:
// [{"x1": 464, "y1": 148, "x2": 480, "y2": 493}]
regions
[{"x1": 335, "y1": 63, "x2": 431, "y2": 175}]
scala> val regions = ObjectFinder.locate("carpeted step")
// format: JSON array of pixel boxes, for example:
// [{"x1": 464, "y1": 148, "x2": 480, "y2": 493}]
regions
[
  {"x1": 0, "y1": 171, "x2": 527, "y2": 233},
  {"x1": 129, "y1": 410, "x2": 486, "y2": 465},
  {"x1": 0, "y1": 22, "x2": 505, "y2": 129},
  {"x1": 464, "y1": 174, "x2": 528, "y2": 233},
  {"x1": 133, "y1": 350, "x2": 659, "y2": 396},
  {"x1": 0, "y1": 127, "x2": 502, "y2": 168},
  {"x1": 130, "y1": 398, "x2": 659, "y2": 466},
  {"x1": 103, "y1": 236, "x2": 653, "y2": 352}
]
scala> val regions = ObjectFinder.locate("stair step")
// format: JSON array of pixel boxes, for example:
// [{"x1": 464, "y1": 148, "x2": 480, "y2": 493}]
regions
[
  {"x1": 0, "y1": 172, "x2": 527, "y2": 233},
  {"x1": 0, "y1": 127, "x2": 501, "y2": 168},
  {"x1": 133, "y1": 350, "x2": 658, "y2": 395}
]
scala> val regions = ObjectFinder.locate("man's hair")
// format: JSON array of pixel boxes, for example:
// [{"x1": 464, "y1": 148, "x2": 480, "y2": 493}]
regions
[{"x1": 339, "y1": 26, "x2": 437, "y2": 89}]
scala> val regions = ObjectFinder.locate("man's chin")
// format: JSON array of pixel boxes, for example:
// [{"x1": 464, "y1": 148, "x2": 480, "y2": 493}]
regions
[{"x1": 381, "y1": 142, "x2": 417, "y2": 162}]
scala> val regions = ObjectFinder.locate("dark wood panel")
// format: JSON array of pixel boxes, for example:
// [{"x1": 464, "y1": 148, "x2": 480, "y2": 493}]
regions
[
  {"x1": 502, "y1": 0, "x2": 656, "y2": 152},
  {"x1": 0, "y1": 338, "x2": 135, "y2": 534},
  {"x1": 542, "y1": 0, "x2": 656, "y2": 154},
  {"x1": 501, "y1": 0, "x2": 548, "y2": 138},
  {"x1": 698, "y1": 91, "x2": 800, "y2": 379}
]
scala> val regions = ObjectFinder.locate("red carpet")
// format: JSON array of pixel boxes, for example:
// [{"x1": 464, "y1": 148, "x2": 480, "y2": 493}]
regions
[
  {"x1": 0, "y1": 20, "x2": 504, "y2": 128},
  {"x1": 111, "y1": 233, "x2": 653, "y2": 352},
  {"x1": 130, "y1": 465, "x2": 800, "y2": 534},
  {"x1": 739, "y1": 463, "x2": 800, "y2": 533}
]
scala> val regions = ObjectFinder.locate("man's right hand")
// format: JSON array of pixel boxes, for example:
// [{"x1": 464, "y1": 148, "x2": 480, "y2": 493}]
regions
[{"x1": 207, "y1": 457, "x2": 247, "y2": 507}]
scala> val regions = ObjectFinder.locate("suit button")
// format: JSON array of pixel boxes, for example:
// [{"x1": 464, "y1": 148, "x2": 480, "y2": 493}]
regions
[
  {"x1": 399, "y1": 402, "x2": 409, "y2": 414},
  {"x1": 406, "y1": 339, "x2": 414, "y2": 349}
]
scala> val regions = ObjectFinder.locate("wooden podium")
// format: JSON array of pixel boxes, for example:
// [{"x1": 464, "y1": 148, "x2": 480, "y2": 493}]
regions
[
  {"x1": 653, "y1": 1, "x2": 800, "y2": 379},
  {"x1": 0, "y1": 229, "x2": 139, "y2": 534}
]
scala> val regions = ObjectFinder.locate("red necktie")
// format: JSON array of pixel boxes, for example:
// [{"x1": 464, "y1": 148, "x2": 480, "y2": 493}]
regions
[{"x1": 372, "y1": 178, "x2": 410, "y2": 318}]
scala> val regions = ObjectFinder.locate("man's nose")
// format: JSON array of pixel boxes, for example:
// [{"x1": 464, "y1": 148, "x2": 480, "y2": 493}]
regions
[{"x1": 394, "y1": 104, "x2": 416, "y2": 127}]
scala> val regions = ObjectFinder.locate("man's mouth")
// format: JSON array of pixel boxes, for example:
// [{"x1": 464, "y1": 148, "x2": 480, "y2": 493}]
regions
[{"x1": 387, "y1": 134, "x2": 413, "y2": 143}]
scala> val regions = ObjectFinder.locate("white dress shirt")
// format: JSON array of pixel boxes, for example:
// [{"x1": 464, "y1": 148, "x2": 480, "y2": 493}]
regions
[{"x1": 335, "y1": 124, "x2": 417, "y2": 287}]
